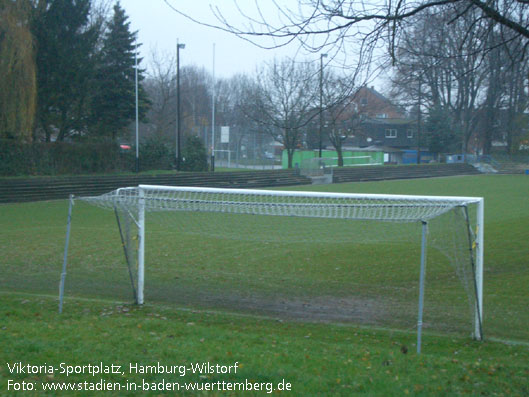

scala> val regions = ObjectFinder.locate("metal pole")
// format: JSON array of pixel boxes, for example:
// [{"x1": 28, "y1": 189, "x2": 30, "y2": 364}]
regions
[
  {"x1": 175, "y1": 39, "x2": 180, "y2": 168},
  {"x1": 417, "y1": 80, "x2": 422, "y2": 165},
  {"x1": 475, "y1": 199, "x2": 484, "y2": 340},
  {"x1": 417, "y1": 221, "x2": 428, "y2": 353},
  {"x1": 59, "y1": 195, "x2": 74, "y2": 313},
  {"x1": 114, "y1": 207, "x2": 138, "y2": 304},
  {"x1": 135, "y1": 42, "x2": 139, "y2": 173},
  {"x1": 176, "y1": 40, "x2": 182, "y2": 171},
  {"x1": 137, "y1": 188, "x2": 145, "y2": 305},
  {"x1": 319, "y1": 54, "x2": 327, "y2": 158},
  {"x1": 211, "y1": 43, "x2": 216, "y2": 171},
  {"x1": 462, "y1": 205, "x2": 484, "y2": 341}
]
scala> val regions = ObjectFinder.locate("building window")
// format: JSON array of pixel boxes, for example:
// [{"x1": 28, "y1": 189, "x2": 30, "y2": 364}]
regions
[
  {"x1": 385, "y1": 129, "x2": 397, "y2": 138},
  {"x1": 407, "y1": 130, "x2": 414, "y2": 138},
  {"x1": 376, "y1": 113, "x2": 387, "y2": 119},
  {"x1": 360, "y1": 98, "x2": 368, "y2": 106}
]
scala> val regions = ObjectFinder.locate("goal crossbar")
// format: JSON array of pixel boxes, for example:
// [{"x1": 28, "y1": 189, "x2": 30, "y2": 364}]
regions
[
  {"x1": 81, "y1": 185, "x2": 482, "y2": 223},
  {"x1": 136, "y1": 185, "x2": 481, "y2": 202}
]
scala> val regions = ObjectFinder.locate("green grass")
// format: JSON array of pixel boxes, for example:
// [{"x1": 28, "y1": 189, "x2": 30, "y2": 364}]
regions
[
  {"x1": 1, "y1": 174, "x2": 528, "y2": 395},
  {"x1": 284, "y1": 175, "x2": 529, "y2": 339},
  {"x1": 1, "y1": 293, "x2": 528, "y2": 396}
]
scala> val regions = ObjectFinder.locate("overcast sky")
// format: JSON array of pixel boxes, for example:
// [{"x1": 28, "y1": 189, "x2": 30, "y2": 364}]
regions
[{"x1": 121, "y1": 0, "x2": 309, "y2": 78}]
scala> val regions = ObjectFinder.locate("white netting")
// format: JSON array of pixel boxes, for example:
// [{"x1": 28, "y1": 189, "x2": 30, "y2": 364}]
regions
[
  {"x1": 64, "y1": 186, "x2": 482, "y2": 337},
  {"x1": 80, "y1": 185, "x2": 480, "y2": 223}
]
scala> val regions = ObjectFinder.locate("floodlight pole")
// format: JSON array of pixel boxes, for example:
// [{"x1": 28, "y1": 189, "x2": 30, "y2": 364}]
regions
[
  {"x1": 176, "y1": 40, "x2": 185, "y2": 171},
  {"x1": 211, "y1": 43, "x2": 216, "y2": 171},
  {"x1": 135, "y1": 41, "x2": 139, "y2": 173},
  {"x1": 417, "y1": 79, "x2": 422, "y2": 165},
  {"x1": 319, "y1": 53, "x2": 327, "y2": 158}
]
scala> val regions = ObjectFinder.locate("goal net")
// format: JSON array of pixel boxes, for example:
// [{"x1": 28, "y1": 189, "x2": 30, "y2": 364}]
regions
[
  {"x1": 60, "y1": 185, "x2": 484, "y2": 351},
  {"x1": 299, "y1": 156, "x2": 382, "y2": 177}
]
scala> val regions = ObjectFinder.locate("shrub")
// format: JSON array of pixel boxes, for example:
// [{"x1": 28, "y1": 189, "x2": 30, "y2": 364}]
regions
[
  {"x1": 0, "y1": 140, "x2": 126, "y2": 176},
  {"x1": 137, "y1": 138, "x2": 173, "y2": 170},
  {"x1": 0, "y1": 135, "x2": 209, "y2": 176},
  {"x1": 181, "y1": 135, "x2": 208, "y2": 172}
]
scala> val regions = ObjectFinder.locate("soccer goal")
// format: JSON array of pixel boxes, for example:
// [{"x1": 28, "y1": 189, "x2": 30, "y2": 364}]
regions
[
  {"x1": 59, "y1": 185, "x2": 484, "y2": 352},
  {"x1": 299, "y1": 156, "x2": 383, "y2": 177}
]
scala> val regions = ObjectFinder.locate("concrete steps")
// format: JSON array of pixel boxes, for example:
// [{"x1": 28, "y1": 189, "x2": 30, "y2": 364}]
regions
[
  {"x1": 332, "y1": 163, "x2": 480, "y2": 184},
  {"x1": 496, "y1": 163, "x2": 529, "y2": 174},
  {"x1": 0, "y1": 164, "x2": 483, "y2": 204},
  {"x1": 0, "y1": 170, "x2": 311, "y2": 203}
]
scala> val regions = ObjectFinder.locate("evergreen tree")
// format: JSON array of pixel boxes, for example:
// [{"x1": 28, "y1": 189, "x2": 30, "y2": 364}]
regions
[
  {"x1": 425, "y1": 106, "x2": 459, "y2": 157},
  {"x1": 91, "y1": 2, "x2": 149, "y2": 141},
  {"x1": 32, "y1": 0, "x2": 98, "y2": 142},
  {"x1": 181, "y1": 135, "x2": 208, "y2": 171}
]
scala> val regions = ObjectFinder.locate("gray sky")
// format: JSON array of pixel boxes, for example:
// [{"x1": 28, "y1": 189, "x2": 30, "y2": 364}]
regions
[{"x1": 121, "y1": 0, "x2": 305, "y2": 78}]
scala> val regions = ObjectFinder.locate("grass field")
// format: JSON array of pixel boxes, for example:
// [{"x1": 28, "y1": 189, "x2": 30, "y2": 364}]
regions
[{"x1": 1, "y1": 174, "x2": 528, "y2": 395}]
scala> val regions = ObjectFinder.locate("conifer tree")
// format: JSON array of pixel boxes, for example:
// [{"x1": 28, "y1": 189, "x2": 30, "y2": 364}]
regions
[
  {"x1": 92, "y1": 2, "x2": 149, "y2": 141},
  {"x1": 32, "y1": 0, "x2": 98, "y2": 142}
]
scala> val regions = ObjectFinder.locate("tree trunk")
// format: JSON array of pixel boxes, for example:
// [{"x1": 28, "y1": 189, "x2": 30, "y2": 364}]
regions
[
  {"x1": 40, "y1": 117, "x2": 51, "y2": 143},
  {"x1": 287, "y1": 148, "x2": 294, "y2": 169},
  {"x1": 336, "y1": 145, "x2": 344, "y2": 167},
  {"x1": 505, "y1": 115, "x2": 514, "y2": 154},
  {"x1": 482, "y1": 108, "x2": 494, "y2": 155},
  {"x1": 56, "y1": 109, "x2": 68, "y2": 142}
]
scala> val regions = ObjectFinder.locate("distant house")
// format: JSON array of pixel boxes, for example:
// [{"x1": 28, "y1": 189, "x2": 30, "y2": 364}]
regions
[
  {"x1": 325, "y1": 86, "x2": 431, "y2": 163},
  {"x1": 350, "y1": 118, "x2": 417, "y2": 148},
  {"x1": 352, "y1": 86, "x2": 406, "y2": 119}
]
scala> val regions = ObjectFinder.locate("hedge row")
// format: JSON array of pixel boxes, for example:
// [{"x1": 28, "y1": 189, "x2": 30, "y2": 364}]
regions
[
  {"x1": 0, "y1": 141, "x2": 123, "y2": 176},
  {"x1": 0, "y1": 136, "x2": 208, "y2": 176}
]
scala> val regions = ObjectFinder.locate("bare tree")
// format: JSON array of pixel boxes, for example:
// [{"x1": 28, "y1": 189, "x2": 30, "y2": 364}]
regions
[
  {"x1": 214, "y1": 74, "x2": 262, "y2": 161},
  {"x1": 502, "y1": 45, "x2": 528, "y2": 153},
  {"x1": 320, "y1": 72, "x2": 361, "y2": 166},
  {"x1": 391, "y1": 5, "x2": 529, "y2": 155},
  {"x1": 143, "y1": 50, "x2": 177, "y2": 142},
  {"x1": 250, "y1": 58, "x2": 319, "y2": 168},
  {"x1": 164, "y1": 1, "x2": 529, "y2": 156},
  {"x1": 482, "y1": 29, "x2": 528, "y2": 154},
  {"x1": 391, "y1": 7, "x2": 489, "y2": 153},
  {"x1": 144, "y1": 59, "x2": 216, "y2": 150},
  {"x1": 144, "y1": 53, "x2": 270, "y2": 164},
  {"x1": 180, "y1": 66, "x2": 213, "y2": 134},
  {"x1": 165, "y1": 0, "x2": 529, "y2": 63}
]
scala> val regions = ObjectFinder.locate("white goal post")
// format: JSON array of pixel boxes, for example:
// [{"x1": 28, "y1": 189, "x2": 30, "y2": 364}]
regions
[{"x1": 59, "y1": 185, "x2": 484, "y2": 351}]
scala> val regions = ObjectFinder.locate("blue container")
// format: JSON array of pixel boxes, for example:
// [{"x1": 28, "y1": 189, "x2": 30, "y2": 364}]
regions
[{"x1": 525, "y1": 169, "x2": 529, "y2": 175}]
